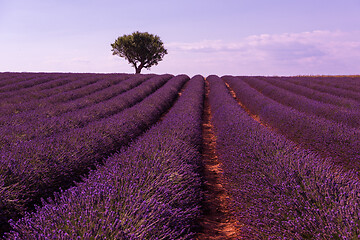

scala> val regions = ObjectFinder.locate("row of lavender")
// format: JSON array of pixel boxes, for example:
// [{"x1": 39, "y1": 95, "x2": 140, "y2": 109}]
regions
[
  {"x1": 0, "y1": 74, "x2": 188, "y2": 235},
  {"x1": 5, "y1": 75, "x2": 205, "y2": 239},
  {"x1": 1, "y1": 72, "x2": 359, "y2": 238},
  {"x1": 239, "y1": 76, "x2": 360, "y2": 128},
  {"x1": 0, "y1": 73, "x2": 135, "y2": 117},
  {"x1": 0, "y1": 73, "x2": 114, "y2": 109},
  {"x1": 3, "y1": 74, "x2": 150, "y2": 121},
  {"x1": 208, "y1": 75, "x2": 360, "y2": 239},
  {"x1": 257, "y1": 76, "x2": 360, "y2": 109},
  {"x1": 0, "y1": 74, "x2": 171, "y2": 151},
  {"x1": 0, "y1": 73, "x2": 67, "y2": 95},
  {"x1": 290, "y1": 76, "x2": 360, "y2": 91},
  {"x1": 286, "y1": 76, "x2": 360, "y2": 101},
  {"x1": 224, "y1": 76, "x2": 360, "y2": 174},
  {"x1": 0, "y1": 73, "x2": 38, "y2": 88}
]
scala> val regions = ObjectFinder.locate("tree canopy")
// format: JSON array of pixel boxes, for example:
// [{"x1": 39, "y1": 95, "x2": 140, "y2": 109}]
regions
[{"x1": 111, "y1": 31, "x2": 168, "y2": 74}]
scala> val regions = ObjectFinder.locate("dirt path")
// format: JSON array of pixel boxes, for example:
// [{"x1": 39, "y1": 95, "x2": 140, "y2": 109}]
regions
[{"x1": 196, "y1": 79, "x2": 239, "y2": 240}]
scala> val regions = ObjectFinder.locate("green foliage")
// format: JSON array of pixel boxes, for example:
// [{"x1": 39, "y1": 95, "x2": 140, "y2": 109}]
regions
[{"x1": 111, "y1": 31, "x2": 168, "y2": 73}]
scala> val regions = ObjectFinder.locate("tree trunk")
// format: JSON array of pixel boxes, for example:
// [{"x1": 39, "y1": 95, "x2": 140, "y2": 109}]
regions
[{"x1": 135, "y1": 62, "x2": 145, "y2": 74}]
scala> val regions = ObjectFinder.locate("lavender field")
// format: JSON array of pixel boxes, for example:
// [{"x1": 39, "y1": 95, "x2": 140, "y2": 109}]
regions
[{"x1": 1, "y1": 72, "x2": 360, "y2": 239}]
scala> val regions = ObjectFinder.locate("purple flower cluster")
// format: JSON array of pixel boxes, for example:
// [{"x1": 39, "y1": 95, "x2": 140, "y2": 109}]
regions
[
  {"x1": 223, "y1": 76, "x2": 360, "y2": 172},
  {"x1": 239, "y1": 76, "x2": 360, "y2": 128},
  {"x1": 289, "y1": 76, "x2": 360, "y2": 92},
  {"x1": 0, "y1": 73, "x2": 57, "y2": 95},
  {"x1": 0, "y1": 74, "x2": 151, "y2": 130},
  {"x1": 1, "y1": 72, "x2": 359, "y2": 238},
  {"x1": 208, "y1": 75, "x2": 360, "y2": 239},
  {"x1": 0, "y1": 73, "x2": 39, "y2": 88},
  {"x1": 259, "y1": 76, "x2": 360, "y2": 110},
  {"x1": 287, "y1": 76, "x2": 360, "y2": 101},
  {"x1": 6, "y1": 75, "x2": 204, "y2": 239},
  {"x1": 0, "y1": 73, "x2": 94, "y2": 110},
  {"x1": 0, "y1": 74, "x2": 188, "y2": 235},
  {"x1": 0, "y1": 74, "x2": 170, "y2": 149},
  {"x1": 0, "y1": 73, "x2": 132, "y2": 116}
]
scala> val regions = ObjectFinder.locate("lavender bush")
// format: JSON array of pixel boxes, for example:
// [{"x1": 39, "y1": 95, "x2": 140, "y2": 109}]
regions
[
  {"x1": 0, "y1": 74, "x2": 149, "y2": 126},
  {"x1": 287, "y1": 77, "x2": 360, "y2": 101},
  {"x1": 240, "y1": 76, "x2": 360, "y2": 128},
  {"x1": 288, "y1": 76, "x2": 360, "y2": 92},
  {"x1": 0, "y1": 73, "x2": 56, "y2": 95},
  {"x1": 0, "y1": 74, "x2": 188, "y2": 235},
  {"x1": 0, "y1": 73, "x2": 39, "y2": 88},
  {"x1": 2, "y1": 72, "x2": 359, "y2": 239},
  {"x1": 208, "y1": 75, "x2": 360, "y2": 239},
  {"x1": 0, "y1": 73, "x2": 131, "y2": 116},
  {"x1": 224, "y1": 75, "x2": 360, "y2": 173},
  {"x1": 260, "y1": 76, "x2": 360, "y2": 110},
  {"x1": 5, "y1": 75, "x2": 204, "y2": 239},
  {"x1": 0, "y1": 74, "x2": 171, "y2": 148}
]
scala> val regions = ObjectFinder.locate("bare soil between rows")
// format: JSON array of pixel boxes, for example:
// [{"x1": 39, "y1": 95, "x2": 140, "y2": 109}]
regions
[{"x1": 196, "y1": 79, "x2": 238, "y2": 240}]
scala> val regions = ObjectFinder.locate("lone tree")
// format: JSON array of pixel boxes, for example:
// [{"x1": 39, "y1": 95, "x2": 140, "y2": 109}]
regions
[{"x1": 111, "y1": 31, "x2": 168, "y2": 74}]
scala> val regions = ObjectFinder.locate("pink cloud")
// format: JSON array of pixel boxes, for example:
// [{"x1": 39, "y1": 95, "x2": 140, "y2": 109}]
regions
[{"x1": 165, "y1": 30, "x2": 360, "y2": 75}]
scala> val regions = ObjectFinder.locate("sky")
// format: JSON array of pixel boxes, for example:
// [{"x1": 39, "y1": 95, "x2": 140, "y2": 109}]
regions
[{"x1": 1, "y1": 0, "x2": 360, "y2": 76}]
